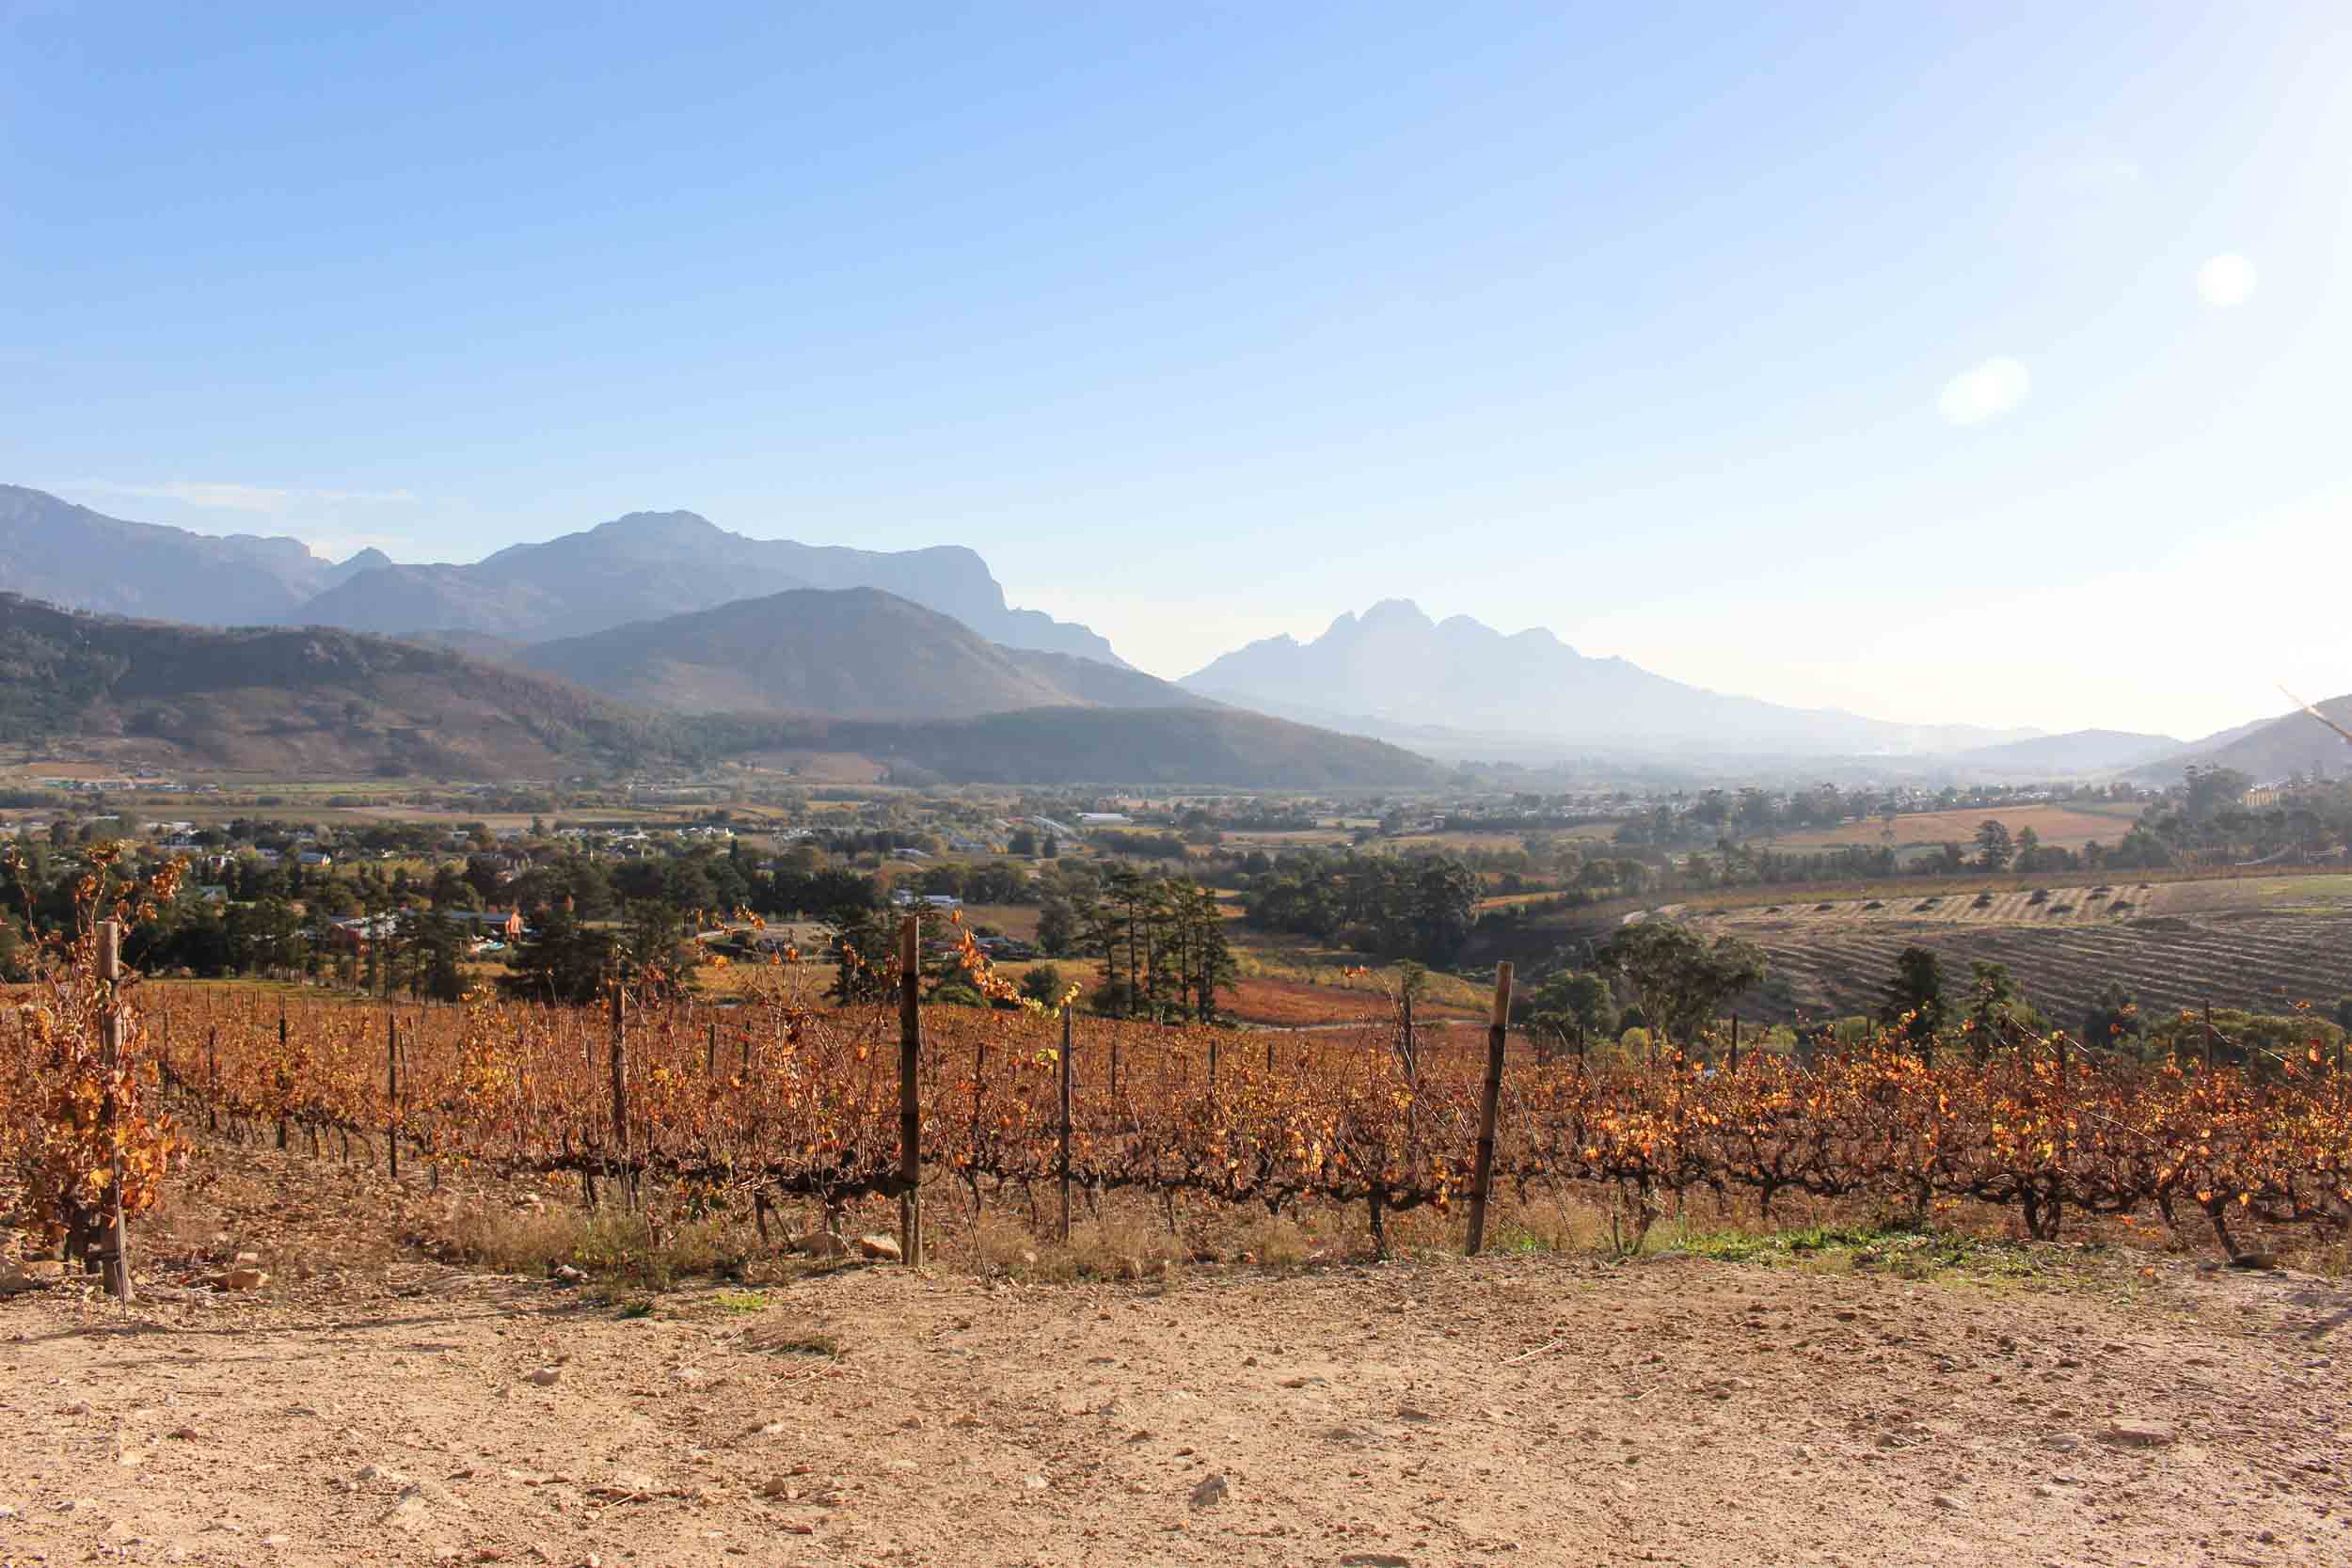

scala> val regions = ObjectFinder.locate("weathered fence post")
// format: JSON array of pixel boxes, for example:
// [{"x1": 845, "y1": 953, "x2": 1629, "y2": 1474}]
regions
[
  {"x1": 386, "y1": 1010, "x2": 400, "y2": 1181},
  {"x1": 2052, "y1": 1027, "x2": 2068, "y2": 1240},
  {"x1": 1402, "y1": 987, "x2": 1417, "y2": 1085},
  {"x1": 608, "y1": 987, "x2": 628, "y2": 1205},
  {"x1": 898, "y1": 915, "x2": 923, "y2": 1266},
  {"x1": 1057, "y1": 1005, "x2": 1073, "y2": 1244},
  {"x1": 276, "y1": 1010, "x2": 291, "y2": 1149},
  {"x1": 1729, "y1": 1014, "x2": 1740, "y2": 1073},
  {"x1": 1465, "y1": 961, "x2": 1515, "y2": 1257},
  {"x1": 2202, "y1": 1001, "x2": 2217, "y2": 1073},
  {"x1": 98, "y1": 921, "x2": 133, "y2": 1302},
  {"x1": 706, "y1": 1017, "x2": 717, "y2": 1077}
]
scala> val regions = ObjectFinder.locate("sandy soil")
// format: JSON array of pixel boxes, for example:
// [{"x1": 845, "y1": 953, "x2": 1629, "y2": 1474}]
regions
[{"x1": 4, "y1": 1238, "x2": 2347, "y2": 1568}]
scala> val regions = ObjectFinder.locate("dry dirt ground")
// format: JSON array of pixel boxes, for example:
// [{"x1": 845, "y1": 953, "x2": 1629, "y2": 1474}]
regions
[{"x1": 4, "y1": 1239, "x2": 2349, "y2": 1568}]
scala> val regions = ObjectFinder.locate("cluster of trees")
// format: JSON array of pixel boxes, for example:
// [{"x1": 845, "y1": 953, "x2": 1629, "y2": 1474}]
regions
[
  {"x1": 498, "y1": 902, "x2": 698, "y2": 1005},
  {"x1": 2130, "y1": 767, "x2": 2352, "y2": 864},
  {"x1": 1236, "y1": 850, "x2": 1483, "y2": 964},
  {"x1": 1075, "y1": 870, "x2": 1236, "y2": 1021},
  {"x1": 822, "y1": 866, "x2": 1234, "y2": 1022},
  {"x1": 1518, "y1": 921, "x2": 1769, "y2": 1053},
  {"x1": 1611, "y1": 782, "x2": 2148, "y2": 853},
  {"x1": 1089, "y1": 829, "x2": 1195, "y2": 861},
  {"x1": 1874, "y1": 945, "x2": 2040, "y2": 1056}
]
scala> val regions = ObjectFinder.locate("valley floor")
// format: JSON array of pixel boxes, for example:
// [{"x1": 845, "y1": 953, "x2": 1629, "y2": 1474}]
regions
[{"x1": 4, "y1": 1241, "x2": 2346, "y2": 1567}]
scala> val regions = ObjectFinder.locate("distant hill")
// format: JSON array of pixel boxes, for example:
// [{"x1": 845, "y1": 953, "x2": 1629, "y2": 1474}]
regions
[
  {"x1": 2176, "y1": 709, "x2": 2292, "y2": 756},
  {"x1": 0, "y1": 593, "x2": 693, "y2": 777},
  {"x1": 750, "y1": 706, "x2": 1447, "y2": 789},
  {"x1": 0, "y1": 595, "x2": 1436, "y2": 786},
  {"x1": 2131, "y1": 696, "x2": 2352, "y2": 784},
  {"x1": 1182, "y1": 599, "x2": 2035, "y2": 757},
  {"x1": 1952, "y1": 728, "x2": 2183, "y2": 776},
  {"x1": 398, "y1": 627, "x2": 532, "y2": 663},
  {"x1": 294, "y1": 508, "x2": 1125, "y2": 664},
  {"x1": 516, "y1": 588, "x2": 1200, "y2": 719},
  {"x1": 0, "y1": 484, "x2": 373, "y2": 624}
]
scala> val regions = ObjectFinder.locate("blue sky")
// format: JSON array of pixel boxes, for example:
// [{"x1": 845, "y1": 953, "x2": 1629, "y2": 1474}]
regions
[{"x1": 5, "y1": 3, "x2": 2345, "y2": 738}]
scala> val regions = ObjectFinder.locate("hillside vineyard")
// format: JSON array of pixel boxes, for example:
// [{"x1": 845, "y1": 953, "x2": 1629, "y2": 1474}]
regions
[{"x1": 20, "y1": 973, "x2": 2346, "y2": 1263}]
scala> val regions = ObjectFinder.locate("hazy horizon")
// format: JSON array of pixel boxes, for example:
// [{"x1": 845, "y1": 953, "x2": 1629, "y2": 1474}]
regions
[{"x1": 8, "y1": 4, "x2": 2346, "y2": 738}]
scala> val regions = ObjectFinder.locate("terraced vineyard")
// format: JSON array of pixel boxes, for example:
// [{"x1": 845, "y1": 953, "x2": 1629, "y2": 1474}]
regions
[
  {"x1": 1692, "y1": 878, "x2": 2224, "y2": 931},
  {"x1": 1713, "y1": 909, "x2": 2352, "y2": 1028}
]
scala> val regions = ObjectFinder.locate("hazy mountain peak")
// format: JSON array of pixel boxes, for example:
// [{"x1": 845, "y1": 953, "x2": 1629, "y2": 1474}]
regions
[
  {"x1": 1360, "y1": 597, "x2": 1434, "y2": 629},
  {"x1": 0, "y1": 483, "x2": 342, "y2": 623},
  {"x1": 1181, "y1": 595, "x2": 2031, "y2": 757},
  {"x1": 589, "y1": 509, "x2": 722, "y2": 542},
  {"x1": 338, "y1": 546, "x2": 395, "y2": 571}
]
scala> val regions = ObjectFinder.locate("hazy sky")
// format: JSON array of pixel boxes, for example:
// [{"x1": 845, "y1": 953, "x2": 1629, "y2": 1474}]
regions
[{"x1": 6, "y1": 4, "x2": 2345, "y2": 739}]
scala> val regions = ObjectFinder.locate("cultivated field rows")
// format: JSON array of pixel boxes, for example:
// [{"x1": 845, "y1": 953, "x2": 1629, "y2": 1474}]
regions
[
  {"x1": 1730, "y1": 911, "x2": 2352, "y2": 1028},
  {"x1": 1700, "y1": 879, "x2": 2182, "y2": 930}
]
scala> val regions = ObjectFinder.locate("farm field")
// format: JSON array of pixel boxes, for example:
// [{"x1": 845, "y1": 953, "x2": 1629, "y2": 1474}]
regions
[
  {"x1": 956, "y1": 903, "x2": 1042, "y2": 942},
  {"x1": 1713, "y1": 910, "x2": 2352, "y2": 1028},
  {"x1": 1216, "y1": 828, "x2": 1352, "y2": 850},
  {"x1": 1215, "y1": 974, "x2": 1485, "y2": 1028},
  {"x1": 1386, "y1": 828, "x2": 1558, "y2": 851},
  {"x1": 1769, "y1": 801, "x2": 2143, "y2": 852},
  {"x1": 1675, "y1": 868, "x2": 2352, "y2": 929},
  {"x1": 1658, "y1": 872, "x2": 2352, "y2": 1026}
]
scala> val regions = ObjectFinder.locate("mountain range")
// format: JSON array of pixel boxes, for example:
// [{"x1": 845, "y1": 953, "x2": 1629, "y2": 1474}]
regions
[
  {"x1": 1180, "y1": 599, "x2": 2037, "y2": 758},
  {"x1": 0, "y1": 485, "x2": 381, "y2": 625},
  {"x1": 0, "y1": 486, "x2": 1120, "y2": 665},
  {"x1": 8, "y1": 483, "x2": 2336, "y2": 781},
  {"x1": 0, "y1": 593, "x2": 1440, "y2": 788}
]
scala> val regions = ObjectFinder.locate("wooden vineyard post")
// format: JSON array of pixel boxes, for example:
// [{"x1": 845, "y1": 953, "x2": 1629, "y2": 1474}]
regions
[
  {"x1": 1728, "y1": 1014, "x2": 1740, "y2": 1074},
  {"x1": 971, "y1": 1037, "x2": 987, "y2": 1188},
  {"x1": 97, "y1": 921, "x2": 133, "y2": 1302},
  {"x1": 608, "y1": 988, "x2": 628, "y2": 1206},
  {"x1": 276, "y1": 1011, "x2": 291, "y2": 1149},
  {"x1": 898, "y1": 915, "x2": 924, "y2": 1266},
  {"x1": 1057, "y1": 1006, "x2": 1073, "y2": 1243},
  {"x1": 1402, "y1": 987, "x2": 1417, "y2": 1085},
  {"x1": 2202, "y1": 1002, "x2": 2217, "y2": 1073},
  {"x1": 206, "y1": 1026, "x2": 218, "y2": 1132},
  {"x1": 1465, "y1": 961, "x2": 1515, "y2": 1257},
  {"x1": 2052, "y1": 1027, "x2": 2068, "y2": 1240},
  {"x1": 706, "y1": 1018, "x2": 718, "y2": 1077},
  {"x1": 386, "y1": 1011, "x2": 400, "y2": 1181}
]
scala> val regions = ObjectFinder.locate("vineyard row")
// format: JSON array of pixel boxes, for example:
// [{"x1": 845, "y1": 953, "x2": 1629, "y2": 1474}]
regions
[{"x1": 59, "y1": 983, "x2": 2352, "y2": 1257}]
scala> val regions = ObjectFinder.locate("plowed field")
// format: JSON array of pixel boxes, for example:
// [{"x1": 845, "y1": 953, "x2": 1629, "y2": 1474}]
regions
[{"x1": 1708, "y1": 909, "x2": 2352, "y2": 1026}]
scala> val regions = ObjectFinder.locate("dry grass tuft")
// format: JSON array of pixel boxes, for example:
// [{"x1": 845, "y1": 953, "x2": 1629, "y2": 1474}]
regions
[{"x1": 437, "y1": 1203, "x2": 755, "y2": 1288}]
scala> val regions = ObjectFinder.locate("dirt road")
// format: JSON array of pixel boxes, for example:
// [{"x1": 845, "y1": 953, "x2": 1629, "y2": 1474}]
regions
[{"x1": 3, "y1": 1246, "x2": 2346, "y2": 1568}]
